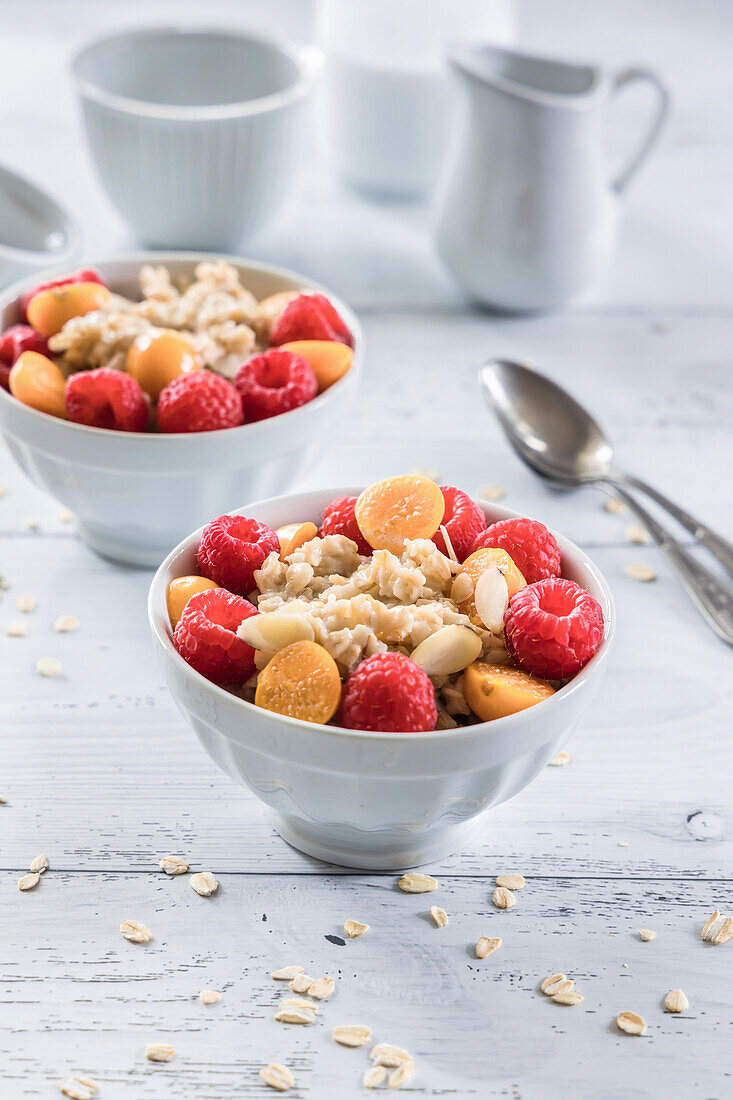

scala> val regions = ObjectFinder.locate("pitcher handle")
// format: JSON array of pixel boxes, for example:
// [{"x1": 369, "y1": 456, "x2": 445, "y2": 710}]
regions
[{"x1": 610, "y1": 68, "x2": 670, "y2": 193}]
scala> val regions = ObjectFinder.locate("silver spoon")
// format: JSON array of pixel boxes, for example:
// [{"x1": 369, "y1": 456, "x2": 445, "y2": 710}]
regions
[{"x1": 480, "y1": 358, "x2": 733, "y2": 645}]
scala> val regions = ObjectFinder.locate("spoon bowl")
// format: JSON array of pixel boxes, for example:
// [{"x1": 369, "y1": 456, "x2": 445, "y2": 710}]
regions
[{"x1": 480, "y1": 359, "x2": 614, "y2": 482}]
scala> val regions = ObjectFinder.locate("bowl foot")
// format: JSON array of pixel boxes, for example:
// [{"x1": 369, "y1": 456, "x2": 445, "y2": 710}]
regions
[{"x1": 266, "y1": 809, "x2": 487, "y2": 871}]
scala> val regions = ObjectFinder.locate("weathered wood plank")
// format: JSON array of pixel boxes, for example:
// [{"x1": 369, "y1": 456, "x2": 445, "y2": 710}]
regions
[{"x1": 1, "y1": 872, "x2": 730, "y2": 1098}]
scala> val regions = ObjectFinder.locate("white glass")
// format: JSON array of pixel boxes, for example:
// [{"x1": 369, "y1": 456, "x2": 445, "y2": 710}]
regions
[{"x1": 317, "y1": 0, "x2": 516, "y2": 198}]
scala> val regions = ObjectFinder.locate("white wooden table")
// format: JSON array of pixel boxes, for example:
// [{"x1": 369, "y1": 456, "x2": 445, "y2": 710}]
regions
[{"x1": 2, "y1": 2, "x2": 732, "y2": 1097}]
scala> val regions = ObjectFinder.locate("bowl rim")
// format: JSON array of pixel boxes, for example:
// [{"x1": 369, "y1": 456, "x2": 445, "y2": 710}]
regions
[
  {"x1": 0, "y1": 250, "x2": 362, "y2": 443},
  {"x1": 148, "y1": 486, "x2": 616, "y2": 746},
  {"x1": 0, "y1": 163, "x2": 81, "y2": 265},
  {"x1": 70, "y1": 25, "x2": 321, "y2": 122}
]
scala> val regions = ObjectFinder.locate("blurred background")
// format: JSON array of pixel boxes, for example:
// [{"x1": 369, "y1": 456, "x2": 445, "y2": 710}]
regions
[{"x1": 3, "y1": 0, "x2": 730, "y2": 312}]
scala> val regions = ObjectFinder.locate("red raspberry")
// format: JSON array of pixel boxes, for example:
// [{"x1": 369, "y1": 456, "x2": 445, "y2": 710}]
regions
[
  {"x1": 0, "y1": 325, "x2": 51, "y2": 388},
  {"x1": 157, "y1": 371, "x2": 243, "y2": 433},
  {"x1": 338, "y1": 652, "x2": 438, "y2": 733},
  {"x1": 471, "y1": 517, "x2": 561, "y2": 584},
  {"x1": 21, "y1": 268, "x2": 106, "y2": 319},
  {"x1": 233, "y1": 348, "x2": 317, "y2": 423},
  {"x1": 269, "y1": 293, "x2": 353, "y2": 348},
  {"x1": 173, "y1": 587, "x2": 258, "y2": 685},
  {"x1": 198, "y1": 513, "x2": 280, "y2": 595},
  {"x1": 504, "y1": 578, "x2": 604, "y2": 681},
  {"x1": 318, "y1": 495, "x2": 372, "y2": 556},
  {"x1": 432, "y1": 486, "x2": 486, "y2": 562},
  {"x1": 65, "y1": 368, "x2": 148, "y2": 432}
]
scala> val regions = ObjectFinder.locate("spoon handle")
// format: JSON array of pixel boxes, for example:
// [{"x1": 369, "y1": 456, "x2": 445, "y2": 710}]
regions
[
  {"x1": 613, "y1": 473, "x2": 733, "y2": 577},
  {"x1": 613, "y1": 486, "x2": 733, "y2": 645}
]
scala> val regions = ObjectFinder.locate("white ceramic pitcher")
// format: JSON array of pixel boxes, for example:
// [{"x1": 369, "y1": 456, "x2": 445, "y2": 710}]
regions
[{"x1": 435, "y1": 44, "x2": 669, "y2": 311}]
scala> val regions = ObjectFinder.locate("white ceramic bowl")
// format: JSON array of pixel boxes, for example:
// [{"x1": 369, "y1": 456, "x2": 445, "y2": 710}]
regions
[
  {"x1": 148, "y1": 487, "x2": 614, "y2": 869},
  {"x1": 0, "y1": 254, "x2": 362, "y2": 567},
  {"x1": 71, "y1": 27, "x2": 320, "y2": 250},
  {"x1": 0, "y1": 163, "x2": 80, "y2": 288}
]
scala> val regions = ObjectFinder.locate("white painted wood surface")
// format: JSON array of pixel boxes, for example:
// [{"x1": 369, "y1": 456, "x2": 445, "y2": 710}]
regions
[{"x1": 1, "y1": 1, "x2": 732, "y2": 1097}]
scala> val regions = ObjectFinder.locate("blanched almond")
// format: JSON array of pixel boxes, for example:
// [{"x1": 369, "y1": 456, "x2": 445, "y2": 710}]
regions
[
  {"x1": 410, "y1": 625, "x2": 482, "y2": 676},
  {"x1": 237, "y1": 612, "x2": 314, "y2": 652},
  {"x1": 473, "y1": 567, "x2": 509, "y2": 632}
]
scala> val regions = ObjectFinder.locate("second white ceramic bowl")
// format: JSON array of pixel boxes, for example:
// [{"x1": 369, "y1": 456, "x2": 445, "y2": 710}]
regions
[
  {"x1": 149, "y1": 488, "x2": 614, "y2": 869},
  {"x1": 71, "y1": 27, "x2": 320, "y2": 250},
  {"x1": 0, "y1": 254, "x2": 362, "y2": 566}
]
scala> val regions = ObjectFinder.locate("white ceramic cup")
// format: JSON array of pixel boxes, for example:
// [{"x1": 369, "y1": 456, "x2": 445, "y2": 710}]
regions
[
  {"x1": 0, "y1": 254, "x2": 362, "y2": 567},
  {"x1": 0, "y1": 163, "x2": 80, "y2": 289},
  {"x1": 71, "y1": 27, "x2": 321, "y2": 250},
  {"x1": 148, "y1": 487, "x2": 614, "y2": 870}
]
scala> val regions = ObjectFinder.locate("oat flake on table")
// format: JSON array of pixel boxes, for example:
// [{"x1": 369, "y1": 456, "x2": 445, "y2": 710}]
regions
[
  {"x1": 30, "y1": 853, "x2": 49, "y2": 874},
  {"x1": 54, "y1": 614, "x2": 80, "y2": 633},
  {"x1": 333, "y1": 1024, "x2": 372, "y2": 1047},
  {"x1": 617, "y1": 1011, "x2": 647, "y2": 1035},
  {"x1": 271, "y1": 965, "x2": 305, "y2": 981},
  {"x1": 37, "y1": 657, "x2": 62, "y2": 678},
  {"x1": 430, "y1": 905, "x2": 449, "y2": 927},
  {"x1": 159, "y1": 855, "x2": 189, "y2": 875},
  {"x1": 260, "y1": 1063, "x2": 296, "y2": 1091},
  {"x1": 199, "y1": 989, "x2": 221, "y2": 1005},
  {"x1": 59, "y1": 1079, "x2": 96, "y2": 1100},
  {"x1": 363, "y1": 1065, "x2": 387, "y2": 1088},
  {"x1": 495, "y1": 873, "x2": 525, "y2": 890},
  {"x1": 638, "y1": 929, "x2": 657, "y2": 942},
  {"x1": 389, "y1": 1061, "x2": 415, "y2": 1088},
  {"x1": 701, "y1": 909, "x2": 733, "y2": 944},
  {"x1": 492, "y1": 886, "x2": 516, "y2": 909},
  {"x1": 145, "y1": 1043, "x2": 175, "y2": 1062},
  {"x1": 307, "y1": 975, "x2": 335, "y2": 999},
  {"x1": 475, "y1": 936, "x2": 502, "y2": 959},
  {"x1": 664, "y1": 989, "x2": 689, "y2": 1013},
  {"x1": 18, "y1": 872, "x2": 40, "y2": 891},
  {"x1": 120, "y1": 919, "x2": 153, "y2": 944},
  {"x1": 625, "y1": 563, "x2": 656, "y2": 582},
  {"x1": 344, "y1": 919, "x2": 369, "y2": 938},
  {"x1": 6, "y1": 622, "x2": 27, "y2": 637},
  {"x1": 190, "y1": 870, "x2": 219, "y2": 896},
  {"x1": 548, "y1": 750, "x2": 571, "y2": 766},
  {"x1": 17, "y1": 595, "x2": 37, "y2": 613},
  {"x1": 398, "y1": 872, "x2": 437, "y2": 894}
]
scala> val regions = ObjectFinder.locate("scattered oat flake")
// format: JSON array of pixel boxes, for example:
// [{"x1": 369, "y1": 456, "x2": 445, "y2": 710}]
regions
[
  {"x1": 604, "y1": 496, "x2": 626, "y2": 514},
  {"x1": 190, "y1": 870, "x2": 218, "y2": 897},
  {"x1": 18, "y1": 872, "x2": 40, "y2": 891},
  {"x1": 281, "y1": 996, "x2": 319, "y2": 1015},
  {"x1": 626, "y1": 563, "x2": 656, "y2": 582},
  {"x1": 389, "y1": 1062, "x2": 415, "y2": 1089},
  {"x1": 548, "y1": 750, "x2": 571, "y2": 767},
  {"x1": 0, "y1": 795, "x2": 7, "y2": 804},
  {"x1": 260, "y1": 1063, "x2": 295, "y2": 1091},
  {"x1": 344, "y1": 919, "x2": 369, "y2": 938},
  {"x1": 625, "y1": 523, "x2": 650, "y2": 544},
  {"x1": 17, "y1": 595, "x2": 37, "y2": 612},
  {"x1": 333, "y1": 1024, "x2": 372, "y2": 1047},
  {"x1": 664, "y1": 989, "x2": 689, "y2": 1013},
  {"x1": 370, "y1": 1044, "x2": 413, "y2": 1068},
  {"x1": 289, "y1": 972, "x2": 315, "y2": 993},
  {"x1": 58, "y1": 507, "x2": 74, "y2": 523},
  {"x1": 492, "y1": 886, "x2": 516, "y2": 909},
  {"x1": 120, "y1": 919, "x2": 153, "y2": 944},
  {"x1": 495, "y1": 873, "x2": 525, "y2": 891},
  {"x1": 398, "y1": 872, "x2": 437, "y2": 894},
  {"x1": 363, "y1": 1065, "x2": 387, "y2": 1089},
  {"x1": 638, "y1": 929, "x2": 656, "y2": 942},
  {"x1": 479, "y1": 485, "x2": 505, "y2": 501},
  {"x1": 0, "y1": 484, "x2": 5, "y2": 498},
  {"x1": 37, "y1": 657, "x2": 62, "y2": 678},
  {"x1": 6, "y1": 622, "x2": 27, "y2": 637},
  {"x1": 199, "y1": 989, "x2": 221, "y2": 1005},
  {"x1": 652, "y1": 321, "x2": 670, "y2": 334},
  {"x1": 701, "y1": 910, "x2": 733, "y2": 945},
  {"x1": 59, "y1": 1080, "x2": 95, "y2": 1100},
  {"x1": 475, "y1": 936, "x2": 501, "y2": 959},
  {"x1": 271, "y1": 965, "x2": 305, "y2": 981},
  {"x1": 30, "y1": 853, "x2": 49, "y2": 874},
  {"x1": 54, "y1": 614, "x2": 80, "y2": 633},
  {"x1": 617, "y1": 1011, "x2": 646, "y2": 1035},
  {"x1": 540, "y1": 973, "x2": 567, "y2": 995},
  {"x1": 308, "y1": 976, "x2": 335, "y2": 999},
  {"x1": 145, "y1": 1043, "x2": 175, "y2": 1062},
  {"x1": 275, "y1": 1006, "x2": 316, "y2": 1025},
  {"x1": 553, "y1": 987, "x2": 584, "y2": 1006},
  {"x1": 159, "y1": 855, "x2": 189, "y2": 875},
  {"x1": 429, "y1": 904, "x2": 449, "y2": 927},
  {"x1": 59, "y1": 1076, "x2": 99, "y2": 1100},
  {"x1": 25, "y1": 517, "x2": 39, "y2": 530}
]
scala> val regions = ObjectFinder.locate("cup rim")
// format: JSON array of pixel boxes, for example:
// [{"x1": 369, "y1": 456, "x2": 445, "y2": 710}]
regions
[
  {"x1": 148, "y1": 486, "x2": 616, "y2": 745},
  {"x1": 70, "y1": 25, "x2": 321, "y2": 121},
  {"x1": 0, "y1": 250, "x2": 362, "y2": 446}
]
